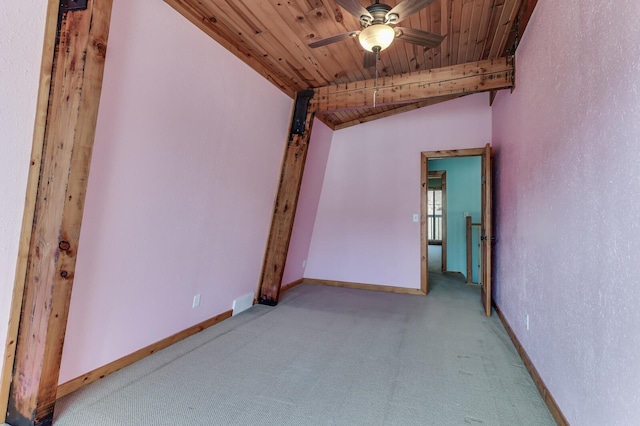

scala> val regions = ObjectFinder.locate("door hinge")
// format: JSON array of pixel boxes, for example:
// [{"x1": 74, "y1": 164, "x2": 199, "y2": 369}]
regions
[{"x1": 61, "y1": 0, "x2": 88, "y2": 12}]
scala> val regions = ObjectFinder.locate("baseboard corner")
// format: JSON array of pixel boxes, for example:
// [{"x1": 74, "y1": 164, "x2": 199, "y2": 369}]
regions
[
  {"x1": 281, "y1": 278, "x2": 304, "y2": 293},
  {"x1": 303, "y1": 278, "x2": 424, "y2": 296},
  {"x1": 56, "y1": 308, "x2": 233, "y2": 400}
]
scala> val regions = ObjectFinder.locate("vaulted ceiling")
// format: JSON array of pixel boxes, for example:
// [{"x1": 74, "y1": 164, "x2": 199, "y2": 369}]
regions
[{"x1": 164, "y1": 0, "x2": 537, "y2": 129}]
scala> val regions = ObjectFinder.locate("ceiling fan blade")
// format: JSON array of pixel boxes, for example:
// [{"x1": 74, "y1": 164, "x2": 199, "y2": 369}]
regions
[
  {"x1": 395, "y1": 27, "x2": 444, "y2": 49},
  {"x1": 363, "y1": 51, "x2": 377, "y2": 69},
  {"x1": 387, "y1": 0, "x2": 436, "y2": 24},
  {"x1": 309, "y1": 31, "x2": 359, "y2": 48},
  {"x1": 335, "y1": 0, "x2": 372, "y2": 19}
]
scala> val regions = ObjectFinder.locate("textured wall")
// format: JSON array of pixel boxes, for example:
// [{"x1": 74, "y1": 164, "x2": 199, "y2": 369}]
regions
[
  {"x1": 491, "y1": 0, "x2": 640, "y2": 423},
  {"x1": 305, "y1": 94, "x2": 491, "y2": 288},
  {"x1": 58, "y1": 0, "x2": 291, "y2": 383},
  {"x1": 282, "y1": 119, "x2": 333, "y2": 285},
  {"x1": 0, "y1": 1, "x2": 49, "y2": 389}
]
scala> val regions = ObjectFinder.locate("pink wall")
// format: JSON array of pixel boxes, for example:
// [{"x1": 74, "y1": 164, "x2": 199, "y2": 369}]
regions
[
  {"x1": 59, "y1": 0, "x2": 292, "y2": 383},
  {"x1": 305, "y1": 94, "x2": 491, "y2": 288},
  {"x1": 281, "y1": 119, "x2": 333, "y2": 285},
  {"x1": 491, "y1": 0, "x2": 640, "y2": 423},
  {"x1": 0, "y1": 1, "x2": 48, "y2": 400}
]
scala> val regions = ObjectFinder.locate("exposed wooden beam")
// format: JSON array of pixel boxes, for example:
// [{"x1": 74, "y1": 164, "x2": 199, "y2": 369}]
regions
[
  {"x1": 312, "y1": 58, "x2": 513, "y2": 112},
  {"x1": 489, "y1": 89, "x2": 497, "y2": 105},
  {"x1": 164, "y1": 0, "x2": 298, "y2": 98},
  {"x1": 423, "y1": 147, "x2": 485, "y2": 158},
  {"x1": 5, "y1": 1, "x2": 113, "y2": 424},
  {"x1": 333, "y1": 95, "x2": 464, "y2": 130},
  {"x1": 0, "y1": 2, "x2": 60, "y2": 421},
  {"x1": 504, "y1": 0, "x2": 539, "y2": 56},
  {"x1": 258, "y1": 91, "x2": 317, "y2": 306}
]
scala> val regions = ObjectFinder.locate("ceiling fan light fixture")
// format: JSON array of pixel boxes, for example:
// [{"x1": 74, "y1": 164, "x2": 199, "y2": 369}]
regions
[{"x1": 358, "y1": 24, "x2": 395, "y2": 52}]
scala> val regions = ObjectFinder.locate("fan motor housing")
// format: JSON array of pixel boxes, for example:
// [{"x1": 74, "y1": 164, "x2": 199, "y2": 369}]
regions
[{"x1": 360, "y1": 3, "x2": 398, "y2": 27}]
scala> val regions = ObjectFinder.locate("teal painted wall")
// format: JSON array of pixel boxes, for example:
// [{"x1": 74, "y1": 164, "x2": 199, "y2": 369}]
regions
[{"x1": 428, "y1": 157, "x2": 481, "y2": 281}]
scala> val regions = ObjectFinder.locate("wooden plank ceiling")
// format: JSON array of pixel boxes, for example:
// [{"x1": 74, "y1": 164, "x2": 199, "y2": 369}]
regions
[{"x1": 165, "y1": 0, "x2": 533, "y2": 129}]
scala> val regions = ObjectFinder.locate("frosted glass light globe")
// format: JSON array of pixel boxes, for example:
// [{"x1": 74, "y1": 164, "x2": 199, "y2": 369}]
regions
[{"x1": 358, "y1": 24, "x2": 395, "y2": 52}]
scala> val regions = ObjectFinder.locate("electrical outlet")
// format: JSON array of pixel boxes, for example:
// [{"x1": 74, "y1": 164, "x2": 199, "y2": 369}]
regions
[
  {"x1": 302, "y1": 259, "x2": 306, "y2": 268},
  {"x1": 412, "y1": 214, "x2": 419, "y2": 222},
  {"x1": 192, "y1": 294, "x2": 201, "y2": 308},
  {"x1": 525, "y1": 314, "x2": 530, "y2": 330}
]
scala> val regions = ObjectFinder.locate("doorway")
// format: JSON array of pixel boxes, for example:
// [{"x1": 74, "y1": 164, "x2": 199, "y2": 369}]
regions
[
  {"x1": 420, "y1": 145, "x2": 493, "y2": 316},
  {"x1": 427, "y1": 170, "x2": 446, "y2": 273}
]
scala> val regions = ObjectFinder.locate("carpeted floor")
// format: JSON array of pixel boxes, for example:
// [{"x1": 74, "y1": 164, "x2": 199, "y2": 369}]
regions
[
  {"x1": 428, "y1": 244, "x2": 442, "y2": 271},
  {"x1": 50, "y1": 274, "x2": 554, "y2": 426}
]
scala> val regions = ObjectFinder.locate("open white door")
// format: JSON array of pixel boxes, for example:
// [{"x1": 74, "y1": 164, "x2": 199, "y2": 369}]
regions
[{"x1": 481, "y1": 143, "x2": 493, "y2": 316}]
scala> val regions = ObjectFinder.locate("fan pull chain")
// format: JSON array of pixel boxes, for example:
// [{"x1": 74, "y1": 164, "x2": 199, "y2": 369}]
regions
[{"x1": 373, "y1": 50, "x2": 380, "y2": 108}]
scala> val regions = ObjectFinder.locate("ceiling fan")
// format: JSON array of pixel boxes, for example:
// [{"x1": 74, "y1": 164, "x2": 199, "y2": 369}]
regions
[{"x1": 308, "y1": 0, "x2": 445, "y2": 68}]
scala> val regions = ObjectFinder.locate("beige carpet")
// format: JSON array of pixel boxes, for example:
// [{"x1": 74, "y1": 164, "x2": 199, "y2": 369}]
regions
[
  {"x1": 428, "y1": 244, "x2": 442, "y2": 272},
  {"x1": 51, "y1": 276, "x2": 554, "y2": 425}
]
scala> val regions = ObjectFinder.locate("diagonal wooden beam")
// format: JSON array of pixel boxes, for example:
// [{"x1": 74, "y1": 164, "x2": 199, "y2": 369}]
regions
[
  {"x1": 504, "y1": 0, "x2": 539, "y2": 56},
  {"x1": 4, "y1": 1, "x2": 113, "y2": 425},
  {"x1": 311, "y1": 58, "x2": 513, "y2": 112},
  {"x1": 0, "y1": 1, "x2": 60, "y2": 420},
  {"x1": 258, "y1": 91, "x2": 317, "y2": 306},
  {"x1": 164, "y1": 0, "x2": 299, "y2": 98}
]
